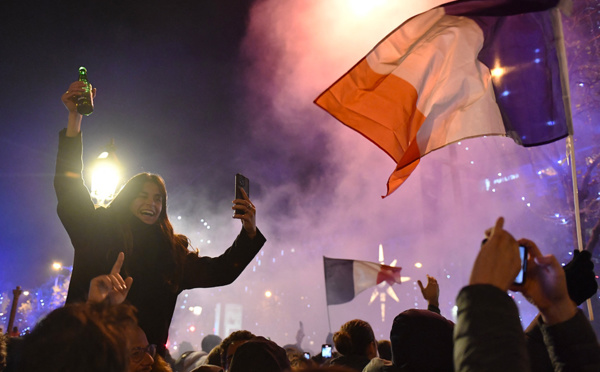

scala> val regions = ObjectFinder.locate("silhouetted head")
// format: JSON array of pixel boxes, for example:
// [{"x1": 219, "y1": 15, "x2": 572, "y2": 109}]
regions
[
  {"x1": 333, "y1": 319, "x2": 377, "y2": 359},
  {"x1": 390, "y1": 309, "x2": 454, "y2": 372},
  {"x1": 18, "y1": 302, "x2": 137, "y2": 372}
]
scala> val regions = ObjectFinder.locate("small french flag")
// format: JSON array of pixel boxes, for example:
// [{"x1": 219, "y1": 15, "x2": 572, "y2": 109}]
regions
[{"x1": 324, "y1": 256, "x2": 402, "y2": 306}]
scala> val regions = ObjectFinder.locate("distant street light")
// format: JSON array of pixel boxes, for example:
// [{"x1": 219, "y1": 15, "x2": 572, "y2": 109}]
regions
[{"x1": 91, "y1": 139, "x2": 122, "y2": 207}]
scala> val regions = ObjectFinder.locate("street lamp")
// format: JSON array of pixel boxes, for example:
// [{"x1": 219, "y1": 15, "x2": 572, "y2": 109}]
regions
[
  {"x1": 90, "y1": 139, "x2": 122, "y2": 207},
  {"x1": 50, "y1": 262, "x2": 72, "y2": 307}
]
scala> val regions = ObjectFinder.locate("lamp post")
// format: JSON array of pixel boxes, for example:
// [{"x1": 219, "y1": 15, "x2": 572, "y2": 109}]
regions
[
  {"x1": 90, "y1": 139, "x2": 122, "y2": 207},
  {"x1": 7, "y1": 286, "x2": 22, "y2": 336}
]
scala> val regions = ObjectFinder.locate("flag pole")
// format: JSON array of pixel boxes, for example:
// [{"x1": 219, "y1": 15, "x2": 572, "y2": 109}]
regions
[
  {"x1": 323, "y1": 256, "x2": 333, "y2": 335},
  {"x1": 326, "y1": 305, "x2": 332, "y2": 336},
  {"x1": 552, "y1": 6, "x2": 593, "y2": 320}
]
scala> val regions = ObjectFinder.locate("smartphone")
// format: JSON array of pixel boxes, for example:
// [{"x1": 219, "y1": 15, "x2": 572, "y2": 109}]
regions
[
  {"x1": 514, "y1": 245, "x2": 528, "y2": 285},
  {"x1": 321, "y1": 344, "x2": 332, "y2": 358},
  {"x1": 235, "y1": 173, "x2": 250, "y2": 215}
]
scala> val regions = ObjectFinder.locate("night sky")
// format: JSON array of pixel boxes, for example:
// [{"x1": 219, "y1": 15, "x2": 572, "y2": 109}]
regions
[{"x1": 1, "y1": 0, "x2": 599, "y2": 353}]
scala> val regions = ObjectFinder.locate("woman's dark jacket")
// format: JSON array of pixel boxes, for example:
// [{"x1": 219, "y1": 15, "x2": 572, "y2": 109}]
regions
[{"x1": 54, "y1": 129, "x2": 266, "y2": 354}]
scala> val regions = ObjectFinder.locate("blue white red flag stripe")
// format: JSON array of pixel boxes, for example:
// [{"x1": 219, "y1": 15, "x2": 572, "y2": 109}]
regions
[
  {"x1": 324, "y1": 256, "x2": 402, "y2": 306},
  {"x1": 315, "y1": 0, "x2": 569, "y2": 197}
]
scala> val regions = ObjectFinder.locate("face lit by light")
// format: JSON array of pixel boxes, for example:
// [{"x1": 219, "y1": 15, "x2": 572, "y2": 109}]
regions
[{"x1": 129, "y1": 182, "x2": 163, "y2": 225}]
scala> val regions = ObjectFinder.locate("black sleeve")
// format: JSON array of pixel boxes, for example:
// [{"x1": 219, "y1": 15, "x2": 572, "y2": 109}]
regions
[
  {"x1": 454, "y1": 284, "x2": 529, "y2": 372},
  {"x1": 180, "y1": 228, "x2": 266, "y2": 290},
  {"x1": 427, "y1": 303, "x2": 441, "y2": 315},
  {"x1": 54, "y1": 129, "x2": 97, "y2": 249},
  {"x1": 539, "y1": 310, "x2": 600, "y2": 372}
]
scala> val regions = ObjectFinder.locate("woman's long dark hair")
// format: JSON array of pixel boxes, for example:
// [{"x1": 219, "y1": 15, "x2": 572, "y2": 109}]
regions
[{"x1": 107, "y1": 173, "x2": 190, "y2": 290}]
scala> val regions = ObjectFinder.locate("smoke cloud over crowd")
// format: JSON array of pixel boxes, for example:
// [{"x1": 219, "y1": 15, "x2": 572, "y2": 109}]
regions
[
  {"x1": 1, "y1": 0, "x2": 595, "y2": 357},
  {"x1": 164, "y1": 0, "x2": 578, "y2": 354}
]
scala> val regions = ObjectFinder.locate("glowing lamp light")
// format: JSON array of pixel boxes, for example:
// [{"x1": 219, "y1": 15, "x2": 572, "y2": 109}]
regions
[
  {"x1": 414, "y1": 262, "x2": 422, "y2": 268},
  {"x1": 52, "y1": 262, "x2": 62, "y2": 271},
  {"x1": 189, "y1": 325, "x2": 196, "y2": 332},
  {"x1": 22, "y1": 291, "x2": 29, "y2": 296},
  {"x1": 193, "y1": 306, "x2": 202, "y2": 316},
  {"x1": 265, "y1": 290, "x2": 272, "y2": 298},
  {"x1": 90, "y1": 139, "x2": 122, "y2": 207},
  {"x1": 491, "y1": 66, "x2": 506, "y2": 79},
  {"x1": 91, "y1": 162, "x2": 120, "y2": 205}
]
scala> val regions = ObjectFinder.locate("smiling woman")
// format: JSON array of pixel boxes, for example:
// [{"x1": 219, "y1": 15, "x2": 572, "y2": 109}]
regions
[{"x1": 54, "y1": 80, "x2": 267, "y2": 357}]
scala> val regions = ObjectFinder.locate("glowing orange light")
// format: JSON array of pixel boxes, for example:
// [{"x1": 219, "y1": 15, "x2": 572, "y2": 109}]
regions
[
  {"x1": 491, "y1": 67, "x2": 505, "y2": 79},
  {"x1": 52, "y1": 262, "x2": 62, "y2": 271}
]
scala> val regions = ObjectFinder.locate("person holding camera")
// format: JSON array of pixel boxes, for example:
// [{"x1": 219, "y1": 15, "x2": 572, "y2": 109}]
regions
[
  {"x1": 454, "y1": 217, "x2": 600, "y2": 372},
  {"x1": 55, "y1": 81, "x2": 267, "y2": 357}
]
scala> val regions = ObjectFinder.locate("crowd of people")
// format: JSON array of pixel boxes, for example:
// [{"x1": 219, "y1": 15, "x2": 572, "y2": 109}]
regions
[
  {"x1": 3, "y1": 82, "x2": 599, "y2": 371},
  {"x1": 2, "y1": 216, "x2": 599, "y2": 371}
]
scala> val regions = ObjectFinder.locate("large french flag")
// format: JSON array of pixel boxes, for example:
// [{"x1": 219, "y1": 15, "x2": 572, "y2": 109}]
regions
[
  {"x1": 315, "y1": 0, "x2": 570, "y2": 197},
  {"x1": 324, "y1": 256, "x2": 402, "y2": 306}
]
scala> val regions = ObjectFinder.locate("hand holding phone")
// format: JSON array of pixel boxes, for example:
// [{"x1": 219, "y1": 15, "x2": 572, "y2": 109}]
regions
[
  {"x1": 513, "y1": 245, "x2": 528, "y2": 285},
  {"x1": 234, "y1": 173, "x2": 250, "y2": 216},
  {"x1": 232, "y1": 173, "x2": 257, "y2": 239},
  {"x1": 321, "y1": 344, "x2": 332, "y2": 358}
]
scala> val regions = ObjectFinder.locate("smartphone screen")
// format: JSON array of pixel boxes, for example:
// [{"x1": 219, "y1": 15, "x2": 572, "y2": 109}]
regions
[
  {"x1": 321, "y1": 344, "x2": 332, "y2": 358},
  {"x1": 235, "y1": 173, "x2": 250, "y2": 215},
  {"x1": 514, "y1": 245, "x2": 527, "y2": 285}
]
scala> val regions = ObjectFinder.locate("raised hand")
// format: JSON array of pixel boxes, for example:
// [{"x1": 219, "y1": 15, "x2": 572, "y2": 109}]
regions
[
  {"x1": 418, "y1": 275, "x2": 440, "y2": 307},
  {"x1": 469, "y1": 217, "x2": 521, "y2": 291},
  {"x1": 62, "y1": 81, "x2": 96, "y2": 114},
  {"x1": 232, "y1": 187, "x2": 257, "y2": 239},
  {"x1": 513, "y1": 239, "x2": 577, "y2": 325},
  {"x1": 88, "y1": 252, "x2": 133, "y2": 305}
]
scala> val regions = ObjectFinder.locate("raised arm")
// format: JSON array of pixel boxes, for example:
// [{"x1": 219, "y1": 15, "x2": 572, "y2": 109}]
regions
[
  {"x1": 516, "y1": 239, "x2": 600, "y2": 371},
  {"x1": 54, "y1": 82, "x2": 98, "y2": 240}
]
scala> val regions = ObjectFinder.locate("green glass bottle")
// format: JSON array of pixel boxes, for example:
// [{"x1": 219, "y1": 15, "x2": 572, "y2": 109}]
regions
[{"x1": 76, "y1": 66, "x2": 94, "y2": 115}]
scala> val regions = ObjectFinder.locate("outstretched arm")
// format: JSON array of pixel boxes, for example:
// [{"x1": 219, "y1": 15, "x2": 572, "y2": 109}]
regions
[
  {"x1": 454, "y1": 217, "x2": 529, "y2": 372},
  {"x1": 515, "y1": 239, "x2": 600, "y2": 371}
]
